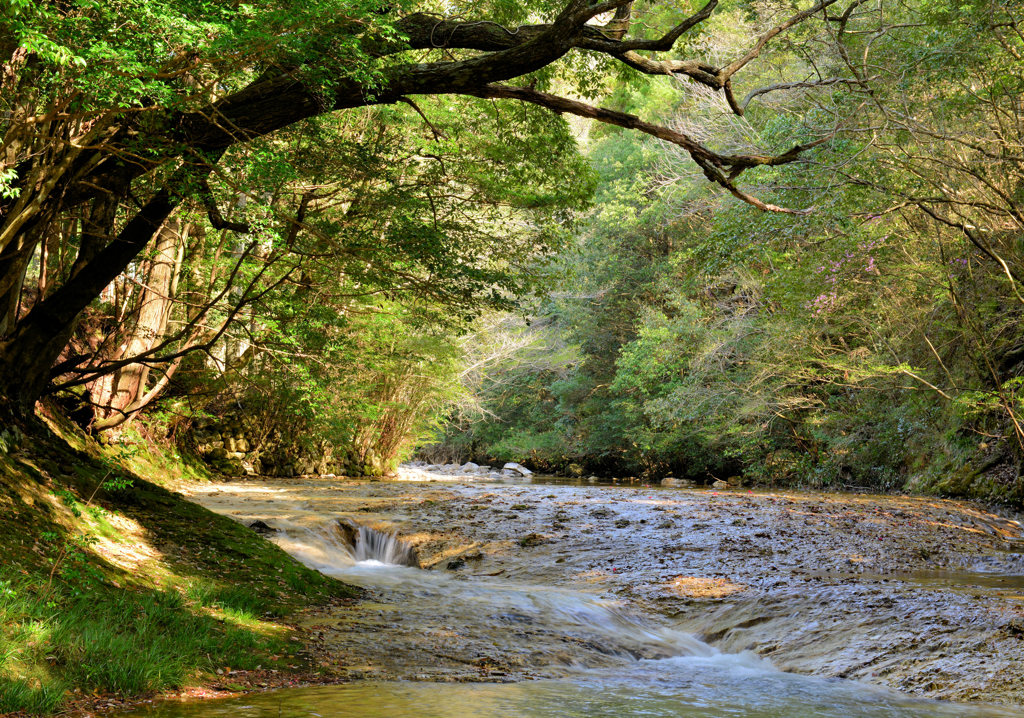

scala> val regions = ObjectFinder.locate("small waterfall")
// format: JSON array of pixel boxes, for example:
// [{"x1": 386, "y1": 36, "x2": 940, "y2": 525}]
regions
[{"x1": 330, "y1": 519, "x2": 420, "y2": 568}]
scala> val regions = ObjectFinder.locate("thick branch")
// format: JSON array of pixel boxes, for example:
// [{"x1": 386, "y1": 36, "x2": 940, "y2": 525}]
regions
[
  {"x1": 200, "y1": 177, "x2": 251, "y2": 233},
  {"x1": 470, "y1": 85, "x2": 820, "y2": 214}
]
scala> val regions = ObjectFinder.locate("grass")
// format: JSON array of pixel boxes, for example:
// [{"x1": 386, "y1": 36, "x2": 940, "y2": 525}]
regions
[{"x1": 0, "y1": 414, "x2": 359, "y2": 715}]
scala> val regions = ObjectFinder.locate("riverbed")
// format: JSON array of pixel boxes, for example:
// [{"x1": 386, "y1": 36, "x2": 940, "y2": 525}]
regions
[{"x1": 129, "y1": 472, "x2": 1024, "y2": 715}]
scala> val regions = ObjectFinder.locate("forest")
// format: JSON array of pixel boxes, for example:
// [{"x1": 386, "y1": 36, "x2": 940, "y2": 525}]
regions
[{"x1": 2, "y1": 0, "x2": 1024, "y2": 716}]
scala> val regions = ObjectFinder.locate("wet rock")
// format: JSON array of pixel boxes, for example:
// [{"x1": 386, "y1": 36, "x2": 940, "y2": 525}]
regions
[
  {"x1": 248, "y1": 520, "x2": 275, "y2": 534},
  {"x1": 615, "y1": 518, "x2": 631, "y2": 528},
  {"x1": 460, "y1": 462, "x2": 480, "y2": 473},
  {"x1": 591, "y1": 507, "x2": 615, "y2": 519},
  {"x1": 502, "y1": 462, "x2": 533, "y2": 477},
  {"x1": 661, "y1": 477, "x2": 695, "y2": 488},
  {"x1": 517, "y1": 533, "x2": 546, "y2": 547},
  {"x1": 712, "y1": 479, "x2": 730, "y2": 489},
  {"x1": 446, "y1": 557, "x2": 467, "y2": 570}
]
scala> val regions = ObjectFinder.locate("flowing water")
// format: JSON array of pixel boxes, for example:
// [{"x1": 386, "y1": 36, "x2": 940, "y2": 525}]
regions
[{"x1": 125, "y1": 492, "x2": 1022, "y2": 718}]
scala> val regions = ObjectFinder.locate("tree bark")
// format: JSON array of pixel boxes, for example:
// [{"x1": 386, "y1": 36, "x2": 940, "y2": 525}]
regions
[
  {"x1": 0, "y1": 178, "x2": 183, "y2": 412},
  {"x1": 90, "y1": 218, "x2": 182, "y2": 430}
]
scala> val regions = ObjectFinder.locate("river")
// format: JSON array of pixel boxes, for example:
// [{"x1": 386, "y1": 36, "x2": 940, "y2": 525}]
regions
[{"x1": 124, "y1": 472, "x2": 1024, "y2": 716}]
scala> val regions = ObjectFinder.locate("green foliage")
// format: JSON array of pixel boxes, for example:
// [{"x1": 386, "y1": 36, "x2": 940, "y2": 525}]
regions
[{"x1": 431, "y1": 0, "x2": 1024, "y2": 504}]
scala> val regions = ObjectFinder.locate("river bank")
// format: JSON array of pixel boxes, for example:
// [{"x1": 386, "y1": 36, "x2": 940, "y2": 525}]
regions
[
  {"x1": 0, "y1": 419, "x2": 358, "y2": 717},
  {"x1": 175, "y1": 469, "x2": 1024, "y2": 708}
]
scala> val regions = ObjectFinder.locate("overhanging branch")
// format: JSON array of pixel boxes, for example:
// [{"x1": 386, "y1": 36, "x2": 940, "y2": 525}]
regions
[{"x1": 471, "y1": 84, "x2": 823, "y2": 214}]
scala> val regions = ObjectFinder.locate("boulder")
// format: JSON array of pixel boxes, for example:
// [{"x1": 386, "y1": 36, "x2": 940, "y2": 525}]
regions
[
  {"x1": 249, "y1": 520, "x2": 274, "y2": 534},
  {"x1": 661, "y1": 477, "x2": 696, "y2": 488},
  {"x1": 208, "y1": 447, "x2": 228, "y2": 460},
  {"x1": 502, "y1": 462, "x2": 533, "y2": 476},
  {"x1": 460, "y1": 461, "x2": 480, "y2": 473},
  {"x1": 712, "y1": 479, "x2": 730, "y2": 489}
]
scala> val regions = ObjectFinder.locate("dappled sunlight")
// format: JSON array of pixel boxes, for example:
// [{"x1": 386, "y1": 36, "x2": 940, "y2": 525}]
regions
[{"x1": 663, "y1": 576, "x2": 747, "y2": 599}]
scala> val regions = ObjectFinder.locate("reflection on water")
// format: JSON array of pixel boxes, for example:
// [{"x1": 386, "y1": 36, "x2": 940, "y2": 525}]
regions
[{"x1": 129, "y1": 662, "x2": 1019, "y2": 718}]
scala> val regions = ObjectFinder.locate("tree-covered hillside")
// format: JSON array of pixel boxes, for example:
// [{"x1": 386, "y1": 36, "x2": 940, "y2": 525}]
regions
[{"x1": 428, "y1": 0, "x2": 1024, "y2": 504}]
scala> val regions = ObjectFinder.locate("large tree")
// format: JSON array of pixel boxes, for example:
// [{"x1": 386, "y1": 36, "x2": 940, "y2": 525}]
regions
[{"x1": 0, "y1": 0, "x2": 839, "y2": 416}]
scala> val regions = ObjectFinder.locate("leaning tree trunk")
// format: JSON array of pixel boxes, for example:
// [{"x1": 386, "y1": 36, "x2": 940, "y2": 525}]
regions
[{"x1": 0, "y1": 185, "x2": 181, "y2": 416}]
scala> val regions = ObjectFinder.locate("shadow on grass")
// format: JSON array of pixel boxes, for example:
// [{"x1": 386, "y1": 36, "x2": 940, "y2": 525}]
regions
[{"x1": 0, "y1": 418, "x2": 358, "y2": 715}]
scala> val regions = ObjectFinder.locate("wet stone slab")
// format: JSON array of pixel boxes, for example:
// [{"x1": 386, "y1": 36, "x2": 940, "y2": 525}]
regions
[{"x1": 181, "y1": 475, "x2": 1024, "y2": 706}]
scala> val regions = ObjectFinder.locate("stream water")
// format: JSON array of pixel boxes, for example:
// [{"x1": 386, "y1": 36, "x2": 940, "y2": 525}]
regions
[{"x1": 123, "y1": 480, "x2": 1024, "y2": 718}]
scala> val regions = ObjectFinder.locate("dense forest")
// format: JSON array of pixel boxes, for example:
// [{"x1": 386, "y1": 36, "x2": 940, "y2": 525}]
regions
[
  {"x1": 3, "y1": 1, "x2": 1024, "y2": 715},
  {"x1": 0, "y1": 0, "x2": 1021, "y2": 502},
  {"x1": 431, "y1": 0, "x2": 1024, "y2": 502}
]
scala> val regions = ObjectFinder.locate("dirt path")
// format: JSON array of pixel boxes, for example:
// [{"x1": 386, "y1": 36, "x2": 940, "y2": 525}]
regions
[{"x1": 182, "y1": 476, "x2": 1024, "y2": 706}]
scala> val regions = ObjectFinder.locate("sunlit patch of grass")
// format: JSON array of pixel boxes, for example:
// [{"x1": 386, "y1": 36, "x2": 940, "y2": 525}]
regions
[
  {"x1": 0, "y1": 574, "x2": 289, "y2": 712},
  {"x1": 0, "y1": 420, "x2": 358, "y2": 715}
]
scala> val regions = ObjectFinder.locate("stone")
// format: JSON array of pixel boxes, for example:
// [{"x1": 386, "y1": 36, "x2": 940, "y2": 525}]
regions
[
  {"x1": 237, "y1": 439, "x2": 249, "y2": 452},
  {"x1": 249, "y1": 520, "x2": 274, "y2": 534},
  {"x1": 460, "y1": 462, "x2": 480, "y2": 473},
  {"x1": 503, "y1": 462, "x2": 533, "y2": 476},
  {"x1": 209, "y1": 447, "x2": 228, "y2": 460},
  {"x1": 712, "y1": 479, "x2": 730, "y2": 489},
  {"x1": 726, "y1": 475, "x2": 744, "y2": 487},
  {"x1": 661, "y1": 477, "x2": 696, "y2": 488},
  {"x1": 518, "y1": 533, "x2": 546, "y2": 547},
  {"x1": 614, "y1": 518, "x2": 631, "y2": 528},
  {"x1": 446, "y1": 557, "x2": 467, "y2": 570}
]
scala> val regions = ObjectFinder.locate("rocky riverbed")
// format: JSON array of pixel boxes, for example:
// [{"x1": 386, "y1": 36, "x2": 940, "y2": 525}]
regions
[{"x1": 181, "y1": 470, "x2": 1024, "y2": 707}]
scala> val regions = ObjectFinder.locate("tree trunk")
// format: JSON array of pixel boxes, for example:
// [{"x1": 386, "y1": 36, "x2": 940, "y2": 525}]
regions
[
  {"x1": 90, "y1": 218, "x2": 183, "y2": 429},
  {"x1": 0, "y1": 250, "x2": 30, "y2": 338},
  {"x1": 0, "y1": 185, "x2": 180, "y2": 414}
]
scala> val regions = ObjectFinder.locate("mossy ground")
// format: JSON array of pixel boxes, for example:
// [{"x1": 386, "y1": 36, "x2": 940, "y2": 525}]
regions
[{"x1": 0, "y1": 411, "x2": 358, "y2": 716}]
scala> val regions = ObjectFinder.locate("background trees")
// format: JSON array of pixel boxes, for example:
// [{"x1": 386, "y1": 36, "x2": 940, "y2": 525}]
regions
[
  {"x1": 5, "y1": 0, "x2": 1020, "y2": 498},
  {"x1": 428, "y1": 0, "x2": 1024, "y2": 503}
]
